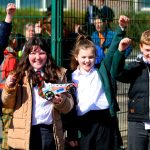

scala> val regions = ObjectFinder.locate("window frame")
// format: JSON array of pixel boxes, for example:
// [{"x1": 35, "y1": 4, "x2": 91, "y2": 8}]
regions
[{"x1": 140, "y1": 0, "x2": 150, "y2": 11}]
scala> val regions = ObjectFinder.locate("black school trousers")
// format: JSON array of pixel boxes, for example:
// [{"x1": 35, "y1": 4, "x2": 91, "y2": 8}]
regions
[{"x1": 128, "y1": 121, "x2": 150, "y2": 150}]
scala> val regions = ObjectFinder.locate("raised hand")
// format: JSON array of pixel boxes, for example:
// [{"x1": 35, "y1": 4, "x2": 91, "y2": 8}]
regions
[
  {"x1": 35, "y1": 21, "x2": 42, "y2": 34},
  {"x1": 118, "y1": 38, "x2": 132, "y2": 52},
  {"x1": 52, "y1": 94, "x2": 63, "y2": 104},
  {"x1": 119, "y1": 15, "x2": 130, "y2": 28},
  {"x1": 5, "y1": 74, "x2": 16, "y2": 88},
  {"x1": 5, "y1": 3, "x2": 16, "y2": 23}
]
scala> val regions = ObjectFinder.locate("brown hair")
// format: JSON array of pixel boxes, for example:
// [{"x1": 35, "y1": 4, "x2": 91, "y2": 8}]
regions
[
  {"x1": 15, "y1": 36, "x2": 60, "y2": 86},
  {"x1": 140, "y1": 30, "x2": 150, "y2": 46},
  {"x1": 70, "y1": 34, "x2": 96, "y2": 71}
]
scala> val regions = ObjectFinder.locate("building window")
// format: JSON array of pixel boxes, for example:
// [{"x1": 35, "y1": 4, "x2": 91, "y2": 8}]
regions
[
  {"x1": 46, "y1": 0, "x2": 68, "y2": 10},
  {"x1": 63, "y1": 0, "x2": 67, "y2": 8},
  {"x1": 0, "y1": 0, "x2": 68, "y2": 11},
  {"x1": 0, "y1": 0, "x2": 15, "y2": 8},
  {"x1": 46, "y1": 0, "x2": 51, "y2": 8},
  {"x1": 20, "y1": 0, "x2": 41, "y2": 8},
  {"x1": 140, "y1": 0, "x2": 150, "y2": 11}
]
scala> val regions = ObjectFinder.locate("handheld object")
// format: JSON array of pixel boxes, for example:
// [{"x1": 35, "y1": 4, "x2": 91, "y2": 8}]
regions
[{"x1": 42, "y1": 83, "x2": 77, "y2": 101}]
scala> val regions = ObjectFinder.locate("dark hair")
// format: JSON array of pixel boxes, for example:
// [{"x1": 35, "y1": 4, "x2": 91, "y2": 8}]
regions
[
  {"x1": 70, "y1": 34, "x2": 96, "y2": 71},
  {"x1": 99, "y1": 6, "x2": 115, "y2": 22},
  {"x1": 46, "y1": 5, "x2": 51, "y2": 16},
  {"x1": 15, "y1": 36, "x2": 60, "y2": 85},
  {"x1": 78, "y1": 24, "x2": 88, "y2": 36}
]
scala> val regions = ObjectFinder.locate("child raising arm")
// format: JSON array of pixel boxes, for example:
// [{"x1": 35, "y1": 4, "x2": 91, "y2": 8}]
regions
[
  {"x1": 115, "y1": 29, "x2": 150, "y2": 150},
  {"x1": 0, "y1": 3, "x2": 16, "y2": 65},
  {"x1": 67, "y1": 15, "x2": 130, "y2": 150}
]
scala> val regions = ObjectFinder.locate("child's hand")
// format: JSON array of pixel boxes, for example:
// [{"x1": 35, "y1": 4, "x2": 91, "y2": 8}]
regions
[
  {"x1": 5, "y1": 74, "x2": 16, "y2": 88},
  {"x1": 35, "y1": 21, "x2": 42, "y2": 34},
  {"x1": 119, "y1": 15, "x2": 130, "y2": 28},
  {"x1": 68, "y1": 141, "x2": 79, "y2": 147},
  {"x1": 118, "y1": 38, "x2": 131, "y2": 52},
  {"x1": 74, "y1": 24, "x2": 80, "y2": 33},
  {"x1": 5, "y1": 3, "x2": 16, "y2": 23},
  {"x1": 52, "y1": 94, "x2": 63, "y2": 104},
  {"x1": 6, "y1": 3, "x2": 16, "y2": 16}
]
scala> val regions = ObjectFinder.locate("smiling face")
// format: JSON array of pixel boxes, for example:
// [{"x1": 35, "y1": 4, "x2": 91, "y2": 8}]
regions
[
  {"x1": 140, "y1": 44, "x2": 150, "y2": 63},
  {"x1": 29, "y1": 45, "x2": 47, "y2": 71},
  {"x1": 75, "y1": 47, "x2": 95, "y2": 72}
]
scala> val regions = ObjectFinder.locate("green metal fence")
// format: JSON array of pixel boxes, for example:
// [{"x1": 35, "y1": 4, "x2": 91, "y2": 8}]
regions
[{"x1": 0, "y1": 0, "x2": 150, "y2": 149}]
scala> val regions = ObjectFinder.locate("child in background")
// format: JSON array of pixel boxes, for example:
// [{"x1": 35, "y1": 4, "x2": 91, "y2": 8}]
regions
[
  {"x1": 1, "y1": 32, "x2": 25, "y2": 150},
  {"x1": 1, "y1": 33, "x2": 26, "y2": 150},
  {"x1": 1, "y1": 33, "x2": 18, "y2": 80},
  {"x1": 1, "y1": 36, "x2": 74, "y2": 150},
  {"x1": 68, "y1": 15, "x2": 130, "y2": 150},
  {"x1": 115, "y1": 29, "x2": 150, "y2": 150}
]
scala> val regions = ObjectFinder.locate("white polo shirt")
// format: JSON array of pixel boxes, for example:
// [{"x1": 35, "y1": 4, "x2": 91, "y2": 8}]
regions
[
  {"x1": 32, "y1": 82, "x2": 53, "y2": 126},
  {"x1": 72, "y1": 67, "x2": 109, "y2": 116}
]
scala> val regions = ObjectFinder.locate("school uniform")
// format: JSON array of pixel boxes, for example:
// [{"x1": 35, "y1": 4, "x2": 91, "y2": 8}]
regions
[
  {"x1": 116, "y1": 54, "x2": 150, "y2": 150},
  {"x1": 71, "y1": 26, "x2": 126, "y2": 150},
  {"x1": 2, "y1": 68, "x2": 74, "y2": 150}
]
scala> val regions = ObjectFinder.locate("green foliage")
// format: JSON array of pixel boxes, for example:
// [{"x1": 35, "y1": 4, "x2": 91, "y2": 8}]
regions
[
  {"x1": 128, "y1": 12, "x2": 150, "y2": 39},
  {"x1": 110, "y1": 10, "x2": 150, "y2": 51},
  {"x1": 0, "y1": 8, "x2": 44, "y2": 34},
  {"x1": 127, "y1": 12, "x2": 150, "y2": 50},
  {"x1": 63, "y1": 10, "x2": 86, "y2": 31},
  {"x1": 0, "y1": 7, "x2": 150, "y2": 51}
]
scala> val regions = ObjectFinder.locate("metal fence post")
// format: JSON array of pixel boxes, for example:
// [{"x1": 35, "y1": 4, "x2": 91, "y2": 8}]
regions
[
  {"x1": 56, "y1": 0, "x2": 63, "y2": 66},
  {"x1": 51, "y1": 0, "x2": 57, "y2": 61},
  {"x1": 51, "y1": 0, "x2": 63, "y2": 66}
]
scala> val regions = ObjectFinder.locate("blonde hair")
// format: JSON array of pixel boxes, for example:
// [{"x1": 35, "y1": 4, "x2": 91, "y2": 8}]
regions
[
  {"x1": 70, "y1": 34, "x2": 96, "y2": 71},
  {"x1": 23, "y1": 23, "x2": 35, "y2": 36},
  {"x1": 140, "y1": 30, "x2": 150, "y2": 46}
]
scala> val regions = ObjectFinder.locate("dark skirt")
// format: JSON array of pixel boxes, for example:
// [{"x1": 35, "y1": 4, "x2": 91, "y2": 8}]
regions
[{"x1": 30, "y1": 124, "x2": 56, "y2": 150}]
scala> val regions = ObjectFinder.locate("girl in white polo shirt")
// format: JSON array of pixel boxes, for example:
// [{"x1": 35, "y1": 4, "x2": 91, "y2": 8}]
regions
[{"x1": 67, "y1": 15, "x2": 131, "y2": 150}]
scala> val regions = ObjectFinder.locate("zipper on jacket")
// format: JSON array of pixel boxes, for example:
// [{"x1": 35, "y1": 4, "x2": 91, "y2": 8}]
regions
[{"x1": 146, "y1": 65, "x2": 150, "y2": 119}]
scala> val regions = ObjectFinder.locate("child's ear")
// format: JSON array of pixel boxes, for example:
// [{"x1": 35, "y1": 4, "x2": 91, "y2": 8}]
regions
[{"x1": 139, "y1": 44, "x2": 143, "y2": 53}]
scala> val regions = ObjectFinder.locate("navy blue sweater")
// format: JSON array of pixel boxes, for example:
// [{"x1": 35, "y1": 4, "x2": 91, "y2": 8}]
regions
[{"x1": 0, "y1": 21, "x2": 12, "y2": 65}]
